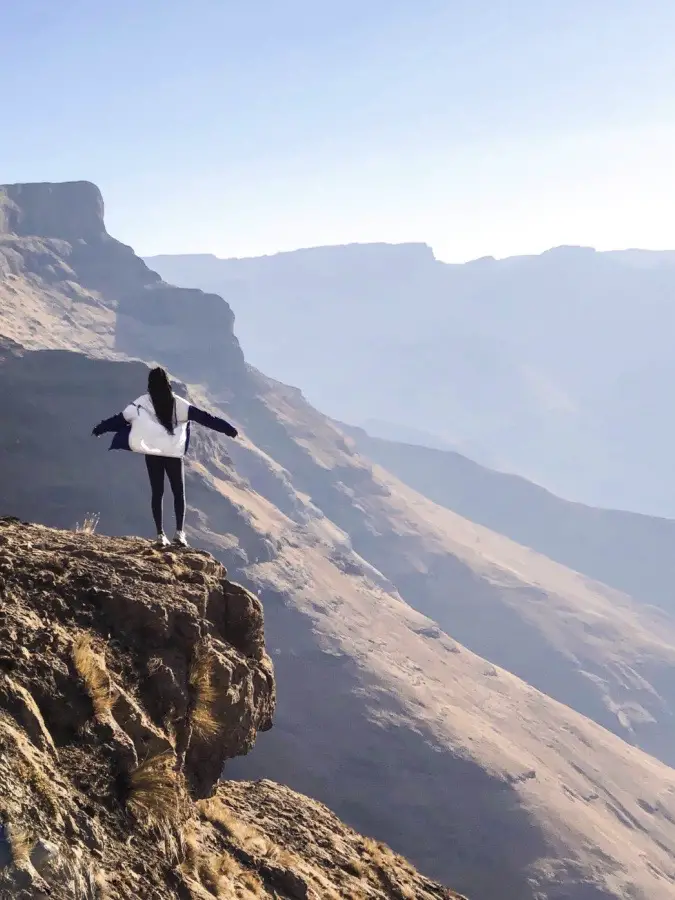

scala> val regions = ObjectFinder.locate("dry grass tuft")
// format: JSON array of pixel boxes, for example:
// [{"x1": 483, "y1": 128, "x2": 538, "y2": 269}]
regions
[
  {"x1": 361, "y1": 836, "x2": 417, "y2": 899},
  {"x1": 11, "y1": 742, "x2": 62, "y2": 819},
  {"x1": 218, "y1": 852, "x2": 241, "y2": 879},
  {"x1": 199, "y1": 798, "x2": 242, "y2": 839},
  {"x1": 362, "y1": 835, "x2": 392, "y2": 865},
  {"x1": 0, "y1": 714, "x2": 61, "y2": 823},
  {"x1": 56, "y1": 855, "x2": 114, "y2": 900},
  {"x1": 239, "y1": 871, "x2": 264, "y2": 896},
  {"x1": 181, "y1": 829, "x2": 242, "y2": 898},
  {"x1": 275, "y1": 847, "x2": 297, "y2": 869},
  {"x1": 182, "y1": 832, "x2": 200, "y2": 875},
  {"x1": 242, "y1": 830, "x2": 280, "y2": 860},
  {"x1": 302, "y1": 868, "x2": 343, "y2": 900},
  {"x1": 93, "y1": 869, "x2": 113, "y2": 899},
  {"x1": 72, "y1": 635, "x2": 113, "y2": 720},
  {"x1": 189, "y1": 642, "x2": 222, "y2": 741},
  {"x1": 342, "y1": 856, "x2": 366, "y2": 877},
  {"x1": 126, "y1": 751, "x2": 186, "y2": 828},
  {"x1": 260, "y1": 837, "x2": 281, "y2": 862},
  {"x1": 75, "y1": 513, "x2": 100, "y2": 534},
  {"x1": 200, "y1": 856, "x2": 233, "y2": 896},
  {"x1": 199, "y1": 797, "x2": 288, "y2": 885},
  {"x1": 199, "y1": 798, "x2": 270, "y2": 855},
  {"x1": 7, "y1": 824, "x2": 32, "y2": 867}
]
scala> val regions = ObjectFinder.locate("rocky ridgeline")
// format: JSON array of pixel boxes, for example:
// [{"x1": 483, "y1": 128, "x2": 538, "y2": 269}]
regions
[{"x1": 0, "y1": 519, "x2": 463, "y2": 900}]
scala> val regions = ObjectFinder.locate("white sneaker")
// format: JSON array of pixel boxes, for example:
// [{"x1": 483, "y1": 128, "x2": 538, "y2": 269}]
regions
[
  {"x1": 155, "y1": 532, "x2": 171, "y2": 548},
  {"x1": 173, "y1": 530, "x2": 189, "y2": 548}
]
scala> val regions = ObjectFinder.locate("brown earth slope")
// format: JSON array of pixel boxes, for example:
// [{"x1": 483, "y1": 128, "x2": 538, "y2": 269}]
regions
[
  {"x1": 3, "y1": 182, "x2": 675, "y2": 898},
  {"x1": 0, "y1": 519, "x2": 460, "y2": 900},
  {"x1": 230, "y1": 372, "x2": 675, "y2": 768}
]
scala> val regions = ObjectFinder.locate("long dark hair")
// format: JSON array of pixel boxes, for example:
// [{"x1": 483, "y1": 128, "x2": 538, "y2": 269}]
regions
[{"x1": 148, "y1": 367, "x2": 175, "y2": 434}]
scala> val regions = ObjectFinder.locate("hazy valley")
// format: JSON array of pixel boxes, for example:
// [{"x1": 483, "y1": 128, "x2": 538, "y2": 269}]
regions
[{"x1": 147, "y1": 244, "x2": 675, "y2": 517}]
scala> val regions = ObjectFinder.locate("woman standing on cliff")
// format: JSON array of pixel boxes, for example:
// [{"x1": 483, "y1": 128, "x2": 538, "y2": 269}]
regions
[{"x1": 91, "y1": 366, "x2": 238, "y2": 547}]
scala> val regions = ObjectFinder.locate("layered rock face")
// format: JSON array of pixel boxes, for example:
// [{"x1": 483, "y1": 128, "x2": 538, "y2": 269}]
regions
[
  {"x1": 0, "y1": 181, "x2": 107, "y2": 242},
  {"x1": 0, "y1": 517, "x2": 274, "y2": 783},
  {"x1": 0, "y1": 181, "x2": 246, "y2": 385}
]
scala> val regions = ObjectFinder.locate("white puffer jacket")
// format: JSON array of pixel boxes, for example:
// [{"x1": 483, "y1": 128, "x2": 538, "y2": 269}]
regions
[
  {"x1": 94, "y1": 393, "x2": 238, "y2": 454},
  {"x1": 123, "y1": 394, "x2": 191, "y2": 458}
]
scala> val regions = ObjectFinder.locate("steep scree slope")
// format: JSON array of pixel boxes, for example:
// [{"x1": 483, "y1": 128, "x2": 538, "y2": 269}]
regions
[{"x1": 0, "y1": 519, "x2": 461, "y2": 900}]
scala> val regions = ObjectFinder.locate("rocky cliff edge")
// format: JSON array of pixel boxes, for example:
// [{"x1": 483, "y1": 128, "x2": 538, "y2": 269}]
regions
[
  {"x1": 0, "y1": 516, "x2": 274, "y2": 897},
  {"x1": 0, "y1": 519, "x2": 462, "y2": 899}
]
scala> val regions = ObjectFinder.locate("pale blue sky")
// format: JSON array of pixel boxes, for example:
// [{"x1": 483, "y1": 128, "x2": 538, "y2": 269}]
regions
[{"x1": 3, "y1": 1, "x2": 675, "y2": 261}]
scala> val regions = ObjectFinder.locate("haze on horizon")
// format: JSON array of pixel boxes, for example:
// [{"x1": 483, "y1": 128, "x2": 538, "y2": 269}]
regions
[{"x1": 3, "y1": 0, "x2": 675, "y2": 263}]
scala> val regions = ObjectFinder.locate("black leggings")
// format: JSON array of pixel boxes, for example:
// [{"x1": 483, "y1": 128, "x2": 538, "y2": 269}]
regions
[{"x1": 145, "y1": 455, "x2": 185, "y2": 534}]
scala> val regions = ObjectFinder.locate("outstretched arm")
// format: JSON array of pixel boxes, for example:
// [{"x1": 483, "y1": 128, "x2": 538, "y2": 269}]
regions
[
  {"x1": 92, "y1": 412, "x2": 126, "y2": 436},
  {"x1": 92, "y1": 400, "x2": 139, "y2": 436},
  {"x1": 188, "y1": 405, "x2": 238, "y2": 438}
]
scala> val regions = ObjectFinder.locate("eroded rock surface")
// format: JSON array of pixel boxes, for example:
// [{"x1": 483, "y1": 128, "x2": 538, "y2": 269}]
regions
[{"x1": 0, "y1": 518, "x2": 274, "y2": 897}]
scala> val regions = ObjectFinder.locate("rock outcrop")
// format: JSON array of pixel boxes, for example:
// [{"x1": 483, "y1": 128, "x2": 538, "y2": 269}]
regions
[
  {"x1": 0, "y1": 180, "x2": 246, "y2": 385},
  {"x1": 208, "y1": 779, "x2": 466, "y2": 900},
  {"x1": 0, "y1": 182, "x2": 107, "y2": 243},
  {"x1": 0, "y1": 518, "x2": 273, "y2": 896},
  {"x1": 0, "y1": 518, "x2": 463, "y2": 899}
]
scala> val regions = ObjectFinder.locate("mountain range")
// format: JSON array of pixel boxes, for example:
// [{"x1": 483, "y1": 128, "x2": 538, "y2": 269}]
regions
[
  {"x1": 3, "y1": 181, "x2": 675, "y2": 899},
  {"x1": 147, "y1": 243, "x2": 675, "y2": 517}
]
